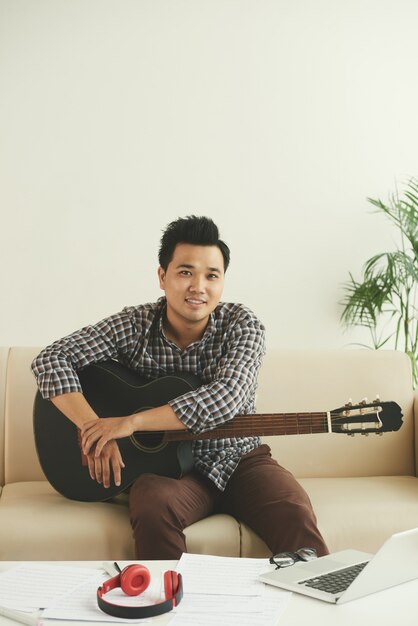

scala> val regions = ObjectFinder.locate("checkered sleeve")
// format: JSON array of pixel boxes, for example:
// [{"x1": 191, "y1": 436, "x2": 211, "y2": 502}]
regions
[
  {"x1": 31, "y1": 308, "x2": 139, "y2": 399},
  {"x1": 168, "y1": 317, "x2": 266, "y2": 434}
]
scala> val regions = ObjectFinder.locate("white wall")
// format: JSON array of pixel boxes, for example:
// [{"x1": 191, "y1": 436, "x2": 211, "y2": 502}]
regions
[{"x1": 1, "y1": 0, "x2": 417, "y2": 351}]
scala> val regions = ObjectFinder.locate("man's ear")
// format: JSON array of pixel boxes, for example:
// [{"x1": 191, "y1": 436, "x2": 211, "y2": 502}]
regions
[{"x1": 158, "y1": 266, "x2": 166, "y2": 290}]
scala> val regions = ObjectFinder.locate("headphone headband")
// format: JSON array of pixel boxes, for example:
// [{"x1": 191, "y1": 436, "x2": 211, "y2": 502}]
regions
[{"x1": 97, "y1": 566, "x2": 183, "y2": 619}]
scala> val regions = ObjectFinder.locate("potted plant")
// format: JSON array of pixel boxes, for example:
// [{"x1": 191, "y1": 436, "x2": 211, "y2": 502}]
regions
[{"x1": 341, "y1": 178, "x2": 418, "y2": 386}]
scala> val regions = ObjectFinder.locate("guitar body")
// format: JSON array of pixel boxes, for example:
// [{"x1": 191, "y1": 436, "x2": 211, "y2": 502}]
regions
[{"x1": 33, "y1": 361, "x2": 201, "y2": 502}]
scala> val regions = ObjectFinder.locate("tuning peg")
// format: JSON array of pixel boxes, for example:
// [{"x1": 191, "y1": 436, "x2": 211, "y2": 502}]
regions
[
  {"x1": 359, "y1": 397, "x2": 368, "y2": 405},
  {"x1": 373, "y1": 394, "x2": 381, "y2": 403},
  {"x1": 345, "y1": 398, "x2": 353, "y2": 407}
]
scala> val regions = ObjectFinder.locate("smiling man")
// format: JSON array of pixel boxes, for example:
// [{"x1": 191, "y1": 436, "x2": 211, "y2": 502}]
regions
[{"x1": 32, "y1": 215, "x2": 329, "y2": 560}]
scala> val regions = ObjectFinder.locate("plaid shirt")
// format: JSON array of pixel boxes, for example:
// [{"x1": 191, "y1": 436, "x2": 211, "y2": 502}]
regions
[{"x1": 31, "y1": 297, "x2": 266, "y2": 490}]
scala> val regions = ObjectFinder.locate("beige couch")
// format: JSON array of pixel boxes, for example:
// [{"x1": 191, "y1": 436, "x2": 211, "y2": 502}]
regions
[{"x1": 1, "y1": 347, "x2": 417, "y2": 560}]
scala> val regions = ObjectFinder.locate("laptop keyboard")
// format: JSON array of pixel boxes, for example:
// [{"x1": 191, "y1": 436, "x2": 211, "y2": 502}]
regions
[{"x1": 298, "y1": 561, "x2": 369, "y2": 595}]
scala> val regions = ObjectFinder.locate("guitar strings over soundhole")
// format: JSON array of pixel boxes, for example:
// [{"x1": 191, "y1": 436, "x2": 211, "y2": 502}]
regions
[{"x1": 129, "y1": 406, "x2": 167, "y2": 453}]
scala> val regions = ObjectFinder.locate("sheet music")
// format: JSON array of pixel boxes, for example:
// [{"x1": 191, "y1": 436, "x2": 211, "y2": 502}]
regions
[
  {"x1": 174, "y1": 593, "x2": 263, "y2": 613},
  {"x1": 171, "y1": 553, "x2": 291, "y2": 625},
  {"x1": 175, "y1": 552, "x2": 274, "y2": 595},
  {"x1": 0, "y1": 564, "x2": 102, "y2": 610}
]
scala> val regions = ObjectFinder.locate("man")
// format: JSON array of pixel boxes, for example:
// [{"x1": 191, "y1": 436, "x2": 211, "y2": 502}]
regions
[{"x1": 32, "y1": 215, "x2": 329, "y2": 559}]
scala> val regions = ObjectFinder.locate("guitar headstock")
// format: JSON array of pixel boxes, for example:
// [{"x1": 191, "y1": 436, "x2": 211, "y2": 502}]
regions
[{"x1": 330, "y1": 397, "x2": 403, "y2": 435}]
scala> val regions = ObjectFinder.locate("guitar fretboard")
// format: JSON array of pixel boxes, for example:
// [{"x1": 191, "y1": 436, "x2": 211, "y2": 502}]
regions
[{"x1": 162, "y1": 412, "x2": 330, "y2": 441}]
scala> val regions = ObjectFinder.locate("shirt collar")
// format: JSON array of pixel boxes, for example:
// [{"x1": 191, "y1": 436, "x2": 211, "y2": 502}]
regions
[{"x1": 157, "y1": 297, "x2": 216, "y2": 350}]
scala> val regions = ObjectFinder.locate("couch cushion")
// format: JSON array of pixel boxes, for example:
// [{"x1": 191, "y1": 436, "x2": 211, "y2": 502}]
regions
[
  {"x1": 240, "y1": 476, "x2": 418, "y2": 557},
  {"x1": 0, "y1": 482, "x2": 135, "y2": 560},
  {"x1": 302, "y1": 476, "x2": 418, "y2": 552},
  {"x1": 184, "y1": 513, "x2": 241, "y2": 557},
  {"x1": 257, "y1": 350, "x2": 414, "y2": 478}
]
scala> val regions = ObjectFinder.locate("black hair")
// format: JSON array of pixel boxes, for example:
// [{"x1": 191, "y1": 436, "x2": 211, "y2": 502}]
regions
[{"x1": 158, "y1": 215, "x2": 230, "y2": 271}]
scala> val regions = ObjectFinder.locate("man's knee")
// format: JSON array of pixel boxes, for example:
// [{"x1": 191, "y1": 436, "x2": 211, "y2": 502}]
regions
[
  {"x1": 285, "y1": 499, "x2": 318, "y2": 527},
  {"x1": 266, "y1": 499, "x2": 327, "y2": 555},
  {"x1": 128, "y1": 474, "x2": 187, "y2": 560}
]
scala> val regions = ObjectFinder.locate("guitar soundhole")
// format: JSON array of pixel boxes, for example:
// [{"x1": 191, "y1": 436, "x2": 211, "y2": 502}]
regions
[
  {"x1": 130, "y1": 432, "x2": 166, "y2": 452},
  {"x1": 129, "y1": 406, "x2": 167, "y2": 452}
]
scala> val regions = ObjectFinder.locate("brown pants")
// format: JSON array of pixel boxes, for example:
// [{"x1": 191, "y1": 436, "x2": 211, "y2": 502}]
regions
[{"x1": 129, "y1": 444, "x2": 329, "y2": 559}]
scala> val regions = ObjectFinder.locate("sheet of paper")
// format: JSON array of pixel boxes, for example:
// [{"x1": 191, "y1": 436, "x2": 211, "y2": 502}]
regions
[
  {"x1": 0, "y1": 564, "x2": 102, "y2": 610},
  {"x1": 260, "y1": 586, "x2": 293, "y2": 625},
  {"x1": 174, "y1": 593, "x2": 264, "y2": 613},
  {"x1": 170, "y1": 589, "x2": 292, "y2": 626},
  {"x1": 169, "y1": 614, "x2": 262, "y2": 626},
  {"x1": 171, "y1": 553, "x2": 291, "y2": 626},
  {"x1": 175, "y1": 553, "x2": 274, "y2": 595}
]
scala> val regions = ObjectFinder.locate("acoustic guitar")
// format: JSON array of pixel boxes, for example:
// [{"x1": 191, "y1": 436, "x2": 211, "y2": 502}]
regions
[{"x1": 33, "y1": 360, "x2": 403, "y2": 502}]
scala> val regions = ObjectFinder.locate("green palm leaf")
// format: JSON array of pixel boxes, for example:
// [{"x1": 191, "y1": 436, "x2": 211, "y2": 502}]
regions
[{"x1": 341, "y1": 178, "x2": 418, "y2": 386}]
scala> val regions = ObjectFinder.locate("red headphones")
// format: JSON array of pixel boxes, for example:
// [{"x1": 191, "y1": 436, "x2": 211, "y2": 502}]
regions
[{"x1": 97, "y1": 563, "x2": 183, "y2": 619}]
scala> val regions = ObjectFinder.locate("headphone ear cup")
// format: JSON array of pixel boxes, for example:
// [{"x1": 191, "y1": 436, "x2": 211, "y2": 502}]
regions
[
  {"x1": 164, "y1": 570, "x2": 179, "y2": 599},
  {"x1": 120, "y1": 565, "x2": 151, "y2": 596}
]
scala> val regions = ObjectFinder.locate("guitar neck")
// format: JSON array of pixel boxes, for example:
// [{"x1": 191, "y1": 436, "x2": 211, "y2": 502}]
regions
[{"x1": 163, "y1": 412, "x2": 329, "y2": 441}]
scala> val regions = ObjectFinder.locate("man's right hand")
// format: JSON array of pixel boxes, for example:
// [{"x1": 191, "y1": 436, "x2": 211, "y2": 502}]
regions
[
  {"x1": 50, "y1": 392, "x2": 126, "y2": 489},
  {"x1": 86, "y1": 439, "x2": 125, "y2": 488}
]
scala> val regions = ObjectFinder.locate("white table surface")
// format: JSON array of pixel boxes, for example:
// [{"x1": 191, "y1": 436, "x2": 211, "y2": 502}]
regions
[{"x1": 1, "y1": 560, "x2": 418, "y2": 626}]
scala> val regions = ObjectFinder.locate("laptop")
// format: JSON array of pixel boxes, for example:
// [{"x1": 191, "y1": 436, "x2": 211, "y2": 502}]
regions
[{"x1": 259, "y1": 527, "x2": 418, "y2": 604}]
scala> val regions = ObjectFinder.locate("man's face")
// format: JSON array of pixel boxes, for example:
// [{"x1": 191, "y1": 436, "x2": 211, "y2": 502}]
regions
[{"x1": 158, "y1": 243, "x2": 225, "y2": 331}]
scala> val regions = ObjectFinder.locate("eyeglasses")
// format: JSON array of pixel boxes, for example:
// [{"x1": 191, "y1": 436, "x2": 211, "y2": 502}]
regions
[{"x1": 269, "y1": 547, "x2": 317, "y2": 569}]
